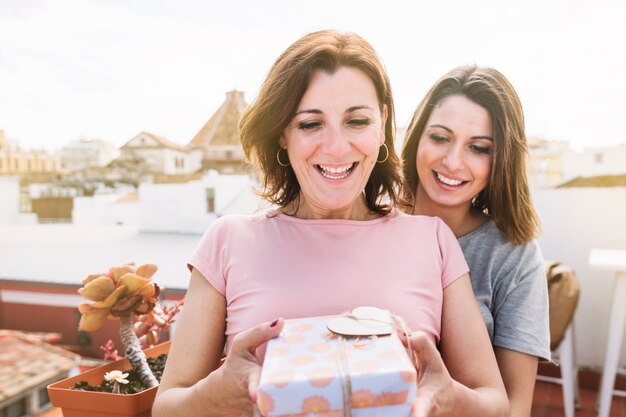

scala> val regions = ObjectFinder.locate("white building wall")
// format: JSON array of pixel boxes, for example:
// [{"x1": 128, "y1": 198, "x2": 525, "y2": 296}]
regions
[
  {"x1": 562, "y1": 144, "x2": 626, "y2": 181},
  {"x1": 204, "y1": 146, "x2": 245, "y2": 160},
  {"x1": 138, "y1": 173, "x2": 256, "y2": 234},
  {"x1": 186, "y1": 149, "x2": 203, "y2": 173},
  {"x1": 143, "y1": 148, "x2": 166, "y2": 173},
  {"x1": 0, "y1": 176, "x2": 19, "y2": 224},
  {"x1": 161, "y1": 148, "x2": 193, "y2": 175},
  {"x1": 121, "y1": 146, "x2": 201, "y2": 175},
  {"x1": 113, "y1": 201, "x2": 140, "y2": 226},
  {"x1": 162, "y1": 149, "x2": 175, "y2": 175},
  {"x1": 73, "y1": 193, "x2": 139, "y2": 227},
  {"x1": 533, "y1": 186, "x2": 626, "y2": 369}
]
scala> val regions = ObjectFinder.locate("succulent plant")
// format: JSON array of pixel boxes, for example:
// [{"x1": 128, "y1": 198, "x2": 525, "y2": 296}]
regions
[{"x1": 77, "y1": 263, "x2": 162, "y2": 388}]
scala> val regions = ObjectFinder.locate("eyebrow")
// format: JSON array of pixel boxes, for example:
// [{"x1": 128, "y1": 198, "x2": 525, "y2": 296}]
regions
[
  {"x1": 429, "y1": 124, "x2": 493, "y2": 141},
  {"x1": 295, "y1": 109, "x2": 322, "y2": 115},
  {"x1": 295, "y1": 105, "x2": 376, "y2": 116}
]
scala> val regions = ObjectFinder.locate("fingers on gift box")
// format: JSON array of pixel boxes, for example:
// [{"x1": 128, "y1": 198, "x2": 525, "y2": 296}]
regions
[{"x1": 257, "y1": 314, "x2": 417, "y2": 417}]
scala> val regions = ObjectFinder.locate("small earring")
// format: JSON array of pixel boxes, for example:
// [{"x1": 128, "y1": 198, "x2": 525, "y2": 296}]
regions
[
  {"x1": 276, "y1": 147, "x2": 290, "y2": 167},
  {"x1": 376, "y1": 143, "x2": 389, "y2": 164}
]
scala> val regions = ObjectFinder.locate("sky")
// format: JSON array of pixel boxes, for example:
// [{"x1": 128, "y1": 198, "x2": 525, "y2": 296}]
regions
[{"x1": 0, "y1": 0, "x2": 624, "y2": 153}]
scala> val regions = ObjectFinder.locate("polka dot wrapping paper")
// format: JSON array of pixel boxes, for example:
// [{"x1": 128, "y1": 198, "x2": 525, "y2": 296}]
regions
[{"x1": 256, "y1": 316, "x2": 417, "y2": 417}]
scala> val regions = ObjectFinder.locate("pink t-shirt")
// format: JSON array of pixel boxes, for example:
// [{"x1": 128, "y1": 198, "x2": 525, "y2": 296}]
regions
[{"x1": 189, "y1": 209, "x2": 468, "y2": 351}]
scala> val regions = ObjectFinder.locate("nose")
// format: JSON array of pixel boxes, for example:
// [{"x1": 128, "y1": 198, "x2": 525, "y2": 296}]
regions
[
  {"x1": 441, "y1": 144, "x2": 465, "y2": 171},
  {"x1": 321, "y1": 123, "x2": 351, "y2": 158}
]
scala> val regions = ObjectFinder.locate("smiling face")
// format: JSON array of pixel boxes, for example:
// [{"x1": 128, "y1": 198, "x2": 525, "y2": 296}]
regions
[
  {"x1": 280, "y1": 66, "x2": 387, "y2": 219},
  {"x1": 415, "y1": 94, "x2": 493, "y2": 213}
]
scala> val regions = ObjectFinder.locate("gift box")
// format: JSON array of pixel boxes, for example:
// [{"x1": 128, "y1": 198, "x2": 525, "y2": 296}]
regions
[{"x1": 257, "y1": 315, "x2": 417, "y2": 417}]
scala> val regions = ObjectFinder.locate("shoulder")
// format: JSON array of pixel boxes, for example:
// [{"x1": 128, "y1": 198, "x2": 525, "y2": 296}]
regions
[
  {"x1": 462, "y1": 220, "x2": 543, "y2": 277},
  {"x1": 200, "y1": 211, "x2": 275, "y2": 239},
  {"x1": 391, "y1": 211, "x2": 458, "y2": 244},
  {"x1": 459, "y1": 219, "x2": 507, "y2": 248},
  {"x1": 461, "y1": 220, "x2": 539, "y2": 256}
]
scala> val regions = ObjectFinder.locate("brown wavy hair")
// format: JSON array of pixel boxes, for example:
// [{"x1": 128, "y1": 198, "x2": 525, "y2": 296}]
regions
[
  {"x1": 239, "y1": 30, "x2": 400, "y2": 215},
  {"x1": 400, "y1": 65, "x2": 540, "y2": 244}
]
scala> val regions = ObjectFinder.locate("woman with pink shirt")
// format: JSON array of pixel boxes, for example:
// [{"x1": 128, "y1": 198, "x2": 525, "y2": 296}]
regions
[{"x1": 153, "y1": 32, "x2": 508, "y2": 417}]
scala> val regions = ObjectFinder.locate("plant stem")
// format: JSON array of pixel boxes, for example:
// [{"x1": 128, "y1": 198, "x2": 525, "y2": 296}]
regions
[{"x1": 120, "y1": 314, "x2": 159, "y2": 388}]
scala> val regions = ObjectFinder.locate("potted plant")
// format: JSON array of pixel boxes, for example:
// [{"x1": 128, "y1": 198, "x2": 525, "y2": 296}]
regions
[{"x1": 48, "y1": 263, "x2": 183, "y2": 417}]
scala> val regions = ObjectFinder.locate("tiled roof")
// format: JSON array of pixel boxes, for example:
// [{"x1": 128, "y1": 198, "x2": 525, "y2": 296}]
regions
[
  {"x1": 187, "y1": 90, "x2": 247, "y2": 149},
  {"x1": 558, "y1": 174, "x2": 626, "y2": 188},
  {"x1": 0, "y1": 331, "x2": 77, "y2": 404},
  {"x1": 121, "y1": 131, "x2": 186, "y2": 151}
]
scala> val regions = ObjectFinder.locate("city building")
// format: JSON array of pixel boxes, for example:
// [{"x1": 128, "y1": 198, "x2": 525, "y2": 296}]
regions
[
  {"x1": 525, "y1": 139, "x2": 626, "y2": 189},
  {"x1": 72, "y1": 171, "x2": 262, "y2": 233},
  {"x1": 187, "y1": 90, "x2": 249, "y2": 174},
  {"x1": 0, "y1": 130, "x2": 59, "y2": 175},
  {"x1": 0, "y1": 176, "x2": 20, "y2": 224},
  {"x1": 138, "y1": 171, "x2": 262, "y2": 234},
  {"x1": 562, "y1": 143, "x2": 626, "y2": 182},
  {"x1": 527, "y1": 137, "x2": 570, "y2": 188},
  {"x1": 58, "y1": 138, "x2": 117, "y2": 172},
  {"x1": 0, "y1": 331, "x2": 78, "y2": 417},
  {"x1": 118, "y1": 131, "x2": 202, "y2": 177}
]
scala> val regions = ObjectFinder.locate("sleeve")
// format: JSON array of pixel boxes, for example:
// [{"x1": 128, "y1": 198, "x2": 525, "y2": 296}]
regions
[
  {"x1": 187, "y1": 216, "x2": 230, "y2": 296},
  {"x1": 436, "y1": 218, "x2": 470, "y2": 288},
  {"x1": 492, "y1": 241, "x2": 551, "y2": 361}
]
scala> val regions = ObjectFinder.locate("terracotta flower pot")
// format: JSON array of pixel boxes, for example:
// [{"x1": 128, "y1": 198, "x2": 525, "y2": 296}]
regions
[{"x1": 47, "y1": 341, "x2": 170, "y2": 417}]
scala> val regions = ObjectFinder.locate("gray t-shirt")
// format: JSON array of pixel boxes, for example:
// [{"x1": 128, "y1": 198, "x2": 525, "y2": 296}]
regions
[{"x1": 458, "y1": 219, "x2": 551, "y2": 361}]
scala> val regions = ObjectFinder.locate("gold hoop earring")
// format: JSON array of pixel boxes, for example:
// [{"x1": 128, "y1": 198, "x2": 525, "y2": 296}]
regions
[
  {"x1": 276, "y1": 147, "x2": 290, "y2": 167},
  {"x1": 377, "y1": 143, "x2": 389, "y2": 163}
]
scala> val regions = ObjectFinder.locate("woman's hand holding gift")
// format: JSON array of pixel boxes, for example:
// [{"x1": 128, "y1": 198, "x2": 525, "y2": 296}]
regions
[
  {"x1": 198, "y1": 319, "x2": 285, "y2": 417},
  {"x1": 400, "y1": 331, "x2": 455, "y2": 417}
]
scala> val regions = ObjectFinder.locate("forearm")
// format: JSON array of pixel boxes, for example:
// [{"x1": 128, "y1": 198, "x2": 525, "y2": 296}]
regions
[
  {"x1": 495, "y1": 348, "x2": 538, "y2": 417},
  {"x1": 153, "y1": 370, "x2": 240, "y2": 417},
  {"x1": 509, "y1": 396, "x2": 532, "y2": 417},
  {"x1": 443, "y1": 381, "x2": 509, "y2": 417}
]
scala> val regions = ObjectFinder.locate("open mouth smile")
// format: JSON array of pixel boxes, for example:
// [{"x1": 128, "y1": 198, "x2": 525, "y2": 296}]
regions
[
  {"x1": 435, "y1": 171, "x2": 467, "y2": 187},
  {"x1": 316, "y1": 162, "x2": 357, "y2": 180}
]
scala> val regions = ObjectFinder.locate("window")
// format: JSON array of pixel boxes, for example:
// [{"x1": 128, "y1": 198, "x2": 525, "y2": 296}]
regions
[
  {"x1": 594, "y1": 153, "x2": 603, "y2": 164},
  {"x1": 19, "y1": 191, "x2": 31, "y2": 213},
  {"x1": 38, "y1": 386, "x2": 51, "y2": 408},
  {"x1": 206, "y1": 188, "x2": 215, "y2": 213},
  {"x1": 2, "y1": 398, "x2": 26, "y2": 417}
]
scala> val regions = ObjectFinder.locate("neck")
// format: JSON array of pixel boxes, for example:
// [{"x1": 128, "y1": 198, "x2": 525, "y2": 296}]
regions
[
  {"x1": 412, "y1": 187, "x2": 487, "y2": 238},
  {"x1": 283, "y1": 194, "x2": 380, "y2": 221}
]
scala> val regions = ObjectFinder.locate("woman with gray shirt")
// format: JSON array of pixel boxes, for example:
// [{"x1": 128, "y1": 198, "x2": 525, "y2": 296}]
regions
[{"x1": 401, "y1": 65, "x2": 550, "y2": 417}]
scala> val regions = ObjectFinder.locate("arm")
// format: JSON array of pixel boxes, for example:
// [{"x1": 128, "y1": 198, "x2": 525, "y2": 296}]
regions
[
  {"x1": 495, "y1": 348, "x2": 539, "y2": 417},
  {"x1": 406, "y1": 274, "x2": 509, "y2": 417},
  {"x1": 152, "y1": 268, "x2": 284, "y2": 417},
  {"x1": 489, "y1": 243, "x2": 548, "y2": 416}
]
